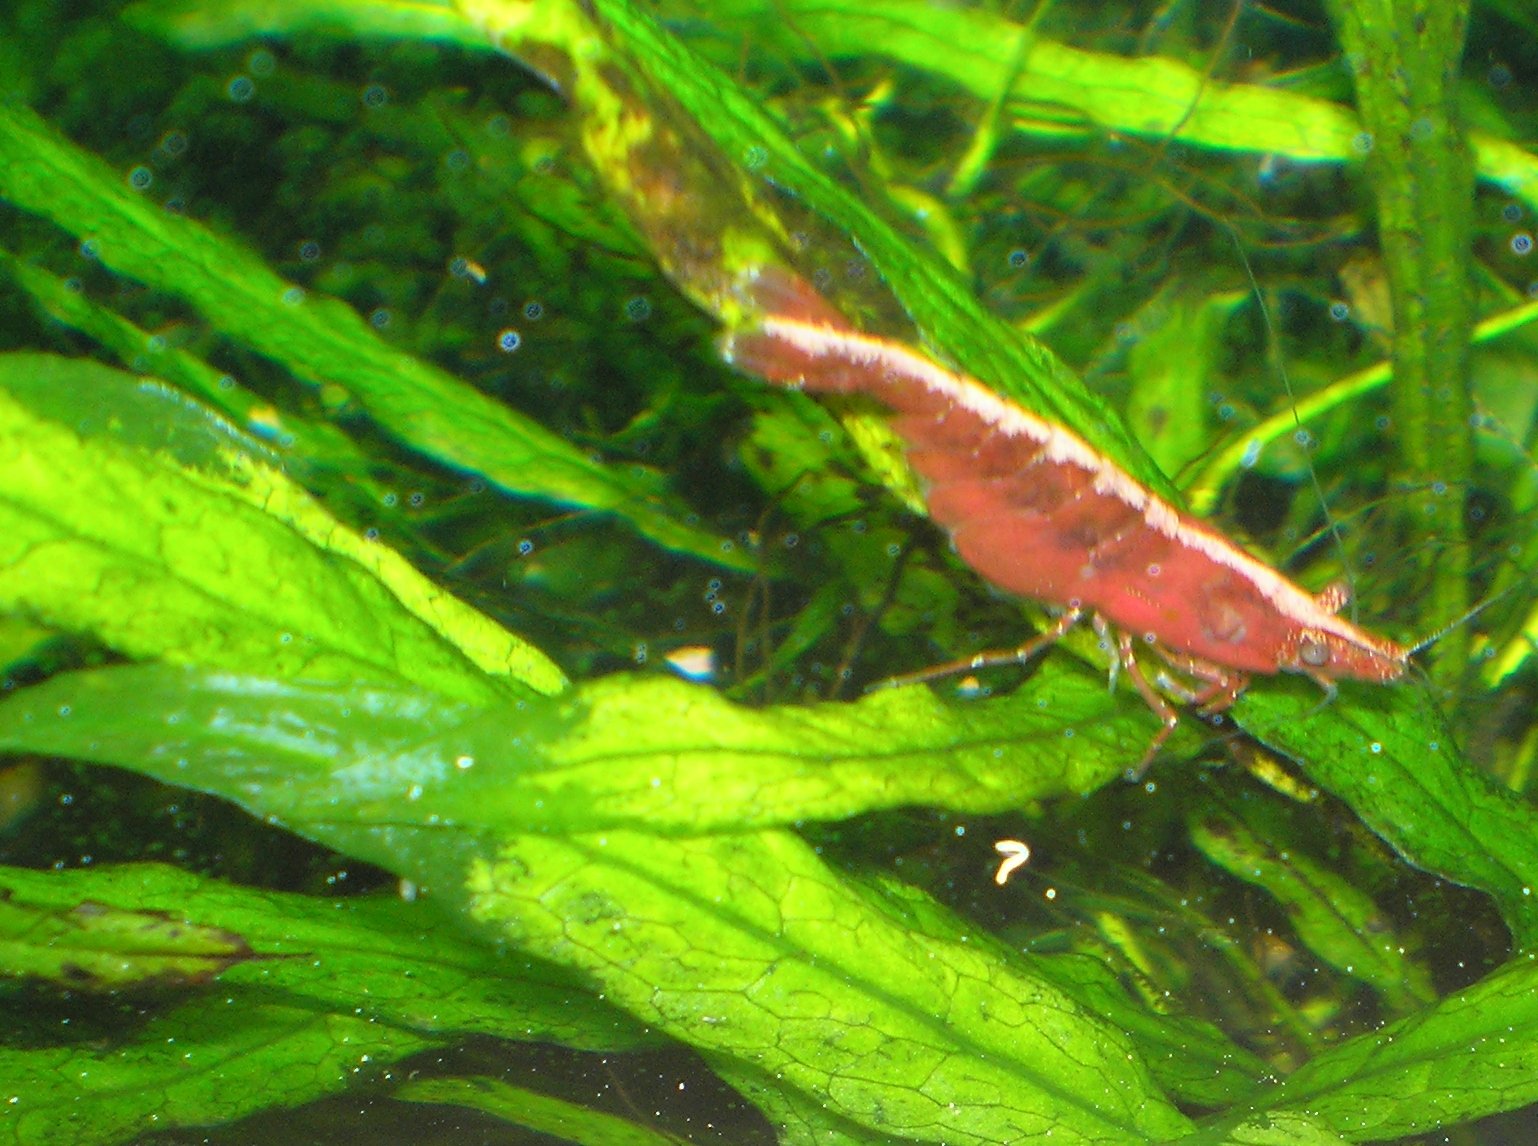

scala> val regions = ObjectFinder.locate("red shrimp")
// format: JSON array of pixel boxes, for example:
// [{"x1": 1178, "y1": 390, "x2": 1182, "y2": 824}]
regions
[{"x1": 721, "y1": 268, "x2": 1409, "y2": 769}]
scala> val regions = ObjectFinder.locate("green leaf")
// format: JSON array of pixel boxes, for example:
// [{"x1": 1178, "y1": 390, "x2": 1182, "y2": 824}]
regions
[
  {"x1": 0, "y1": 252, "x2": 375, "y2": 479},
  {"x1": 0, "y1": 862, "x2": 653, "y2": 1051},
  {"x1": 1238, "y1": 681, "x2": 1538, "y2": 945},
  {"x1": 0, "y1": 664, "x2": 1150, "y2": 836},
  {"x1": 1230, "y1": 953, "x2": 1538, "y2": 1141},
  {"x1": 0, "y1": 352, "x2": 564, "y2": 700},
  {"x1": 1189, "y1": 806, "x2": 1436, "y2": 1012},
  {"x1": 0, "y1": 995, "x2": 434, "y2": 1145},
  {"x1": 464, "y1": 828, "x2": 1195, "y2": 1145},
  {"x1": 399, "y1": 1076, "x2": 688, "y2": 1146},
  {"x1": 1124, "y1": 286, "x2": 1248, "y2": 479},
  {"x1": 0, "y1": 102, "x2": 740, "y2": 572},
  {"x1": 0, "y1": 882, "x2": 255, "y2": 992}
]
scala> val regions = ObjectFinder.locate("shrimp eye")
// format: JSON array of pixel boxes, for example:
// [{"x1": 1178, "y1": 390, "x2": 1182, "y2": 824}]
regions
[{"x1": 1298, "y1": 636, "x2": 1332, "y2": 668}]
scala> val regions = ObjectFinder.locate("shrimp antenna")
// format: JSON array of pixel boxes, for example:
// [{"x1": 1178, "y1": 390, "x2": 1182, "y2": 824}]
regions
[
  {"x1": 1226, "y1": 232, "x2": 1361, "y2": 620},
  {"x1": 1405, "y1": 580, "x2": 1521, "y2": 658}
]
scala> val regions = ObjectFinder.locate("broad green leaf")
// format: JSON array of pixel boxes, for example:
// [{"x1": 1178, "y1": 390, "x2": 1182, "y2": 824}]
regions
[
  {"x1": 1238, "y1": 681, "x2": 1538, "y2": 945},
  {"x1": 0, "y1": 353, "x2": 564, "y2": 700},
  {"x1": 399, "y1": 1076, "x2": 688, "y2": 1146},
  {"x1": 1233, "y1": 952, "x2": 1538, "y2": 1140},
  {"x1": 0, "y1": 881, "x2": 255, "y2": 992},
  {"x1": 0, "y1": 102, "x2": 742, "y2": 572},
  {"x1": 713, "y1": 1064, "x2": 886, "y2": 1146},
  {"x1": 0, "y1": 664, "x2": 1148, "y2": 835},
  {"x1": 0, "y1": 996, "x2": 433, "y2": 1146},
  {"x1": 0, "y1": 863, "x2": 653, "y2": 1051},
  {"x1": 861, "y1": 873, "x2": 1268, "y2": 1109},
  {"x1": 1214, "y1": 1112, "x2": 1349, "y2": 1145},
  {"x1": 0, "y1": 667, "x2": 1235, "y2": 1139},
  {"x1": 464, "y1": 827, "x2": 1196, "y2": 1145}
]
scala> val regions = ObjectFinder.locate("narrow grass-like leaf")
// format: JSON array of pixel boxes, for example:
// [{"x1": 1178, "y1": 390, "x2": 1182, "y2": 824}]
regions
[
  {"x1": 0, "y1": 352, "x2": 564, "y2": 699},
  {"x1": 0, "y1": 102, "x2": 740, "y2": 571},
  {"x1": 1189, "y1": 807, "x2": 1435, "y2": 1012},
  {"x1": 399, "y1": 1076, "x2": 688, "y2": 1146},
  {"x1": 453, "y1": 0, "x2": 1172, "y2": 498},
  {"x1": 697, "y1": 0, "x2": 1538, "y2": 210},
  {"x1": 0, "y1": 252, "x2": 372, "y2": 476}
]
